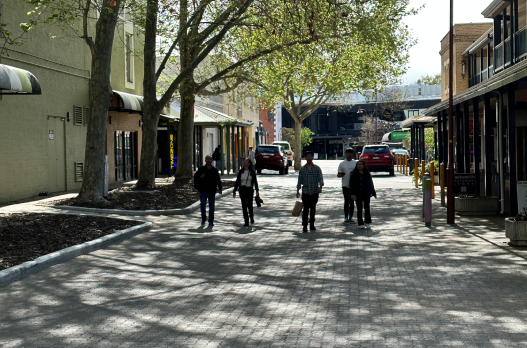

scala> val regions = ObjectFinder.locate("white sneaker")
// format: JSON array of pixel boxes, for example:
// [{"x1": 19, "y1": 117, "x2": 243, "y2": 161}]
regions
[
  {"x1": 365, "y1": 223, "x2": 371, "y2": 229},
  {"x1": 358, "y1": 225, "x2": 367, "y2": 229}
]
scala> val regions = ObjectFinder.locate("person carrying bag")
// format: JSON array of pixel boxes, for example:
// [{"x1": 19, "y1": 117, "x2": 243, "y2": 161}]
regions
[
  {"x1": 349, "y1": 160, "x2": 376, "y2": 229},
  {"x1": 234, "y1": 158, "x2": 259, "y2": 227}
]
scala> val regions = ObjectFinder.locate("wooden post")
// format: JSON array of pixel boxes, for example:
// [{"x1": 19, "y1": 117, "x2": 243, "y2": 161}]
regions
[
  {"x1": 430, "y1": 161, "x2": 435, "y2": 199},
  {"x1": 440, "y1": 163, "x2": 446, "y2": 206},
  {"x1": 415, "y1": 158, "x2": 419, "y2": 188},
  {"x1": 226, "y1": 126, "x2": 231, "y2": 174}
]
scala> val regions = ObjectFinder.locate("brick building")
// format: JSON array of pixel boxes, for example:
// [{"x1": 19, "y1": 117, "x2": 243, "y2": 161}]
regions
[{"x1": 258, "y1": 107, "x2": 276, "y2": 144}]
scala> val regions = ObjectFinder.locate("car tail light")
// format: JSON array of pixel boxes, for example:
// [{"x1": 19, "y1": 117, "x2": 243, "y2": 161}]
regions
[{"x1": 384, "y1": 155, "x2": 392, "y2": 159}]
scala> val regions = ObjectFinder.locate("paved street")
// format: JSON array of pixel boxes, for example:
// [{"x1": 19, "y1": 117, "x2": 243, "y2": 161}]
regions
[{"x1": 2, "y1": 160, "x2": 527, "y2": 347}]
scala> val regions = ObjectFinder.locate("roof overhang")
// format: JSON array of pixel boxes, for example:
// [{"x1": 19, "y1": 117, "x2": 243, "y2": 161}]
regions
[
  {"x1": 401, "y1": 116, "x2": 436, "y2": 128},
  {"x1": 462, "y1": 28, "x2": 493, "y2": 56},
  {"x1": 482, "y1": 0, "x2": 510, "y2": 19},
  {"x1": 0, "y1": 64, "x2": 42, "y2": 95},
  {"x1": 165, "y1": 103, "x2": 253, "y2": 127},
  {"x1": 112, "y1": 90, "x2": 144, "y2": 113}
]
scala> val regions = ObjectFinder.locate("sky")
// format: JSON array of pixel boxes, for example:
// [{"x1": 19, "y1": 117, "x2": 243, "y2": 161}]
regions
[{"x1": 402, "y1": 0, "x2": 493, "y2": 84}]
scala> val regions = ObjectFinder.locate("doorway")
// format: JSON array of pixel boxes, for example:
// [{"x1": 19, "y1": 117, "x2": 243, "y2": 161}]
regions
[
  {"x1": 114, "y1": 130, "x2": 137, "y2": 181},
  {"x1": 47, "y1": 116, "x2": 66, "y2": 192}
]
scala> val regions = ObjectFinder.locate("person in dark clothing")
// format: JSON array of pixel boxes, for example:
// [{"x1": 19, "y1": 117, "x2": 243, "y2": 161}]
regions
[
  {"x1": 194, "y1": 155, "x2": 223, "y2": 227},
  {"x1": 296, "y1": 150, "x2": 324, "y2": 233},
  {"x1": 233, "y1": 158, "x2": 259, "y2": 226},
  {"x1": 349, "y1": 160, "x2": 376, "y2": 229},
  {"x1": 212, "y1": 145, "x2": 221, "y2": 170}
]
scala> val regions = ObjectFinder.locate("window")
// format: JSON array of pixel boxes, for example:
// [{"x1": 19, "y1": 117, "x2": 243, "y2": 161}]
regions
[
  {"x1": 268, "y1": 111, "x2": 275, "y2": 121},
  {"x1": 125, "y1": 33, "x2": 133, "y2": 84}
]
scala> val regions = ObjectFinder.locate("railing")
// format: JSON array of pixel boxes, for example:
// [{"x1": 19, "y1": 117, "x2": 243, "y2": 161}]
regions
[
  {"x1": 495, "y1": 41, "x2": 504, "y2": 71},
  {"x1": 481, "y1": 68, "x2": 488, "y2": 82},
  {"x1": 504, "y1": 37, "x2": 512, "y2": 67},
  {"x1": 517, "y1": 25, "x2": 527, "y2": 60}
]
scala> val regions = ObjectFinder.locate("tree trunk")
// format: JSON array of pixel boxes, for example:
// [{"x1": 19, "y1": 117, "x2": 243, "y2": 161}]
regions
[
  {"x1": 175, "y1": 77, "x2": 196, "y2": 179},
  {"x1": 135, "y1": 0, "x2": 159, "y2": 190},
  {"x1": 76, "y1": 1, "x2": 120, "y2": 204},
  {"x1": 294, "y1": 120, "x2": 302, "y2": 170}
]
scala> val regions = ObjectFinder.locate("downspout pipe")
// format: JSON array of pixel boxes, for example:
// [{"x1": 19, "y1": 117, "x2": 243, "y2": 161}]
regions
[{"x1": 496, "y1": 89, "x2": 505, "y2": 215}]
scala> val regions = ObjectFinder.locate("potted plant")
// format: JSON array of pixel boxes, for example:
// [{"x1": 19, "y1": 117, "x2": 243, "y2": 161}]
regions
[{"x1": 505, "y1": 208, "x2": 527, "y2": 246}]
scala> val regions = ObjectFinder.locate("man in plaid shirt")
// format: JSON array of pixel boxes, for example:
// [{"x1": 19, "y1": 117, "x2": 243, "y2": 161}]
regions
[{"x1": 296, "y1": 150, "x2": 324, "y2": 233}]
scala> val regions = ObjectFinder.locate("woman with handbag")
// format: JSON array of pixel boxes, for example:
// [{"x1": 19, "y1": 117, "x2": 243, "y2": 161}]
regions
[
  {"x1": 234, "y1": 158, "x2": 259, "y2": 226},
  {"x1": 349, "y1": 160, "x2": 376, "y2": 229}
]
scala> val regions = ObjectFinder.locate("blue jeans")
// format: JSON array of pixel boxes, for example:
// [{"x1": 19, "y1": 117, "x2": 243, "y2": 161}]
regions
[{"x1": 200, "y1": 192, "x2": 216, "y2": 224}]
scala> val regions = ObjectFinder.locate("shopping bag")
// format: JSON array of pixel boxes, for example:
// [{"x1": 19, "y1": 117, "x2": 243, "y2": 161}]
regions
[{"x1": 292, "y1": 200, "x2": 303, "y2": 216}]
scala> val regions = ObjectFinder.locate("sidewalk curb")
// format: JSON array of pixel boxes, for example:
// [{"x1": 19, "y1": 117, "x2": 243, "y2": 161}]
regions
[
  {"x1": 50, "y1": 188, "x2": 235, "y2": 216},
  {"x1": 0, "y1": 221, "x2": 153, "y2": 287}
]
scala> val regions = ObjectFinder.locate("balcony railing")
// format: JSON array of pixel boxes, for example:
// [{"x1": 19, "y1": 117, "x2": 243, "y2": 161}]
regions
[
  {"x1": 517, "y1": 25, "x2": 527, "y2": 60},
  {"x1": 495, "y1": 42, "x2": 504, "y2": 71},
  {"x1": 505, "y1": 37, "x2": 512, "y2": 67}
]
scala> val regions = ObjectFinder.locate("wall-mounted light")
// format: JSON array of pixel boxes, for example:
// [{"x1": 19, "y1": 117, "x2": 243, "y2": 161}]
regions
[
  {"x1": 67, "y1": 112, "x2": 71, "y2": 122},
  {"x1": 139, "y1": 119, "x2": 143, "y2": 127},
  {"x1": 461, "y1": 60, "x2": 466, "y2": 78}
]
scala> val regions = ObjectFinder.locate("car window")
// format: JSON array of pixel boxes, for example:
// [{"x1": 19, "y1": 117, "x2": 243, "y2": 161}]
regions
[
  {"x1": 363, "y1": 147, "x2": 390, "y2": 154},
  {"x1": 273, "y1": 142, "x2": 290, "y2": 150},
  {"x1": 257, "y1": 146, "x2": 279, "y2": 154}
]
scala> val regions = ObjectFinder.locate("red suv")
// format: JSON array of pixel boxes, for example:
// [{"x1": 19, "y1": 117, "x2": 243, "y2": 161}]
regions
[
  {"x1": 255, "y1": 145, "x2": 289, "y2": 175},
  {"x1": 359, "y1": 145, "x2": 394, "y2": 176}
]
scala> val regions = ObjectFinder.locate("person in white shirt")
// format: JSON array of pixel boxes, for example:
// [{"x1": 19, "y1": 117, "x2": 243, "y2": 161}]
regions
[
  {"x1": 337, "y1": 148, "x2": 357, "y2": 223},
  {"x1": 247, "y1": 146, "x2": 256, "y2": 167}
]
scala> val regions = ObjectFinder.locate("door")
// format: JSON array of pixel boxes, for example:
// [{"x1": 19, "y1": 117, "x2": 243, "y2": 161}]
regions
[
  {"x1": 124, "y1": 131, "x2": 132, "y2": 180},
  {"x1": 115, "y1": 131, "x2": 124, "y2": 181},
  {"x1": 47, "y1": 117, "x2": 66, "y2": 192}
]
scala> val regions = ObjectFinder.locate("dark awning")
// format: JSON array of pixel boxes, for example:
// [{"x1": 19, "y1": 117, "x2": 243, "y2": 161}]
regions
[
  {"x1": 112, "y1": 90, "x2": 144, "y2": 112},
  {"x1": 0, "y1": 64, "x2": 42, "y2": 95}
]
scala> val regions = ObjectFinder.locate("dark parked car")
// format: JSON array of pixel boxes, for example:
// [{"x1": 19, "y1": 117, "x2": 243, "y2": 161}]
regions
[
  {"x1": 255, "y1": 145, "x2": 289, "y2": 175},
  {"x1": 359, "y1": 145, "x2": 394, "y2": 176}
]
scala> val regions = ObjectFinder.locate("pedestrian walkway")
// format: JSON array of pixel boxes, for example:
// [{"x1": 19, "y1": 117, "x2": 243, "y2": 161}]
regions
[{"x1": 1, "y1": 161, "x2": 527, "y2": 347}]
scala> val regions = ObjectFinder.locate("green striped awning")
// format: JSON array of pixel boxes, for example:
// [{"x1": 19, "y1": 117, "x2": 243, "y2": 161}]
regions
[
  {"x1": 113, "y1": 90, "x2": 144, "y2": 112},
  {"x1": 0, "y1": 64, "x2": 41, "y2": 95}
]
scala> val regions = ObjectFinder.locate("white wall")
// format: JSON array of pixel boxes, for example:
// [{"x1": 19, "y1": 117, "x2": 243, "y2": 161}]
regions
[{"x1": 201, "y1": 127, "x2": 220, "y2": 165}]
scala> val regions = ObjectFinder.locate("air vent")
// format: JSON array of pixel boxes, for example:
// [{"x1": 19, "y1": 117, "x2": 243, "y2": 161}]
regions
[
  {"x1": 74, "y1": 106, "x2": 83, "y2": 125},
  {"x1": 75, "y1": 162, "x2": 83, "y2": 182}
]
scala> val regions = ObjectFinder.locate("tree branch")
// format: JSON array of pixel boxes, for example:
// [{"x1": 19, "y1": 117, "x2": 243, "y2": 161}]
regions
[{"x1": 82, "y1": 0, "x2": 95, "y2": 55}]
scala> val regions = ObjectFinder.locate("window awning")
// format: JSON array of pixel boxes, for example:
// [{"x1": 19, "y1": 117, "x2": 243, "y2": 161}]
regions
[
  {"x1": 0, "y1": 64, "x2": 42, "y2": 95},
  {"x1": 112, "y1": 90, "x2": 143, "y2": 112}
]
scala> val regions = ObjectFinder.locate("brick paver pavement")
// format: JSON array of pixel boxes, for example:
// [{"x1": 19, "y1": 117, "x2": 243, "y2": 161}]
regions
[{"x1": 2, "y1": 160, "x2": 527, "y2": 347}]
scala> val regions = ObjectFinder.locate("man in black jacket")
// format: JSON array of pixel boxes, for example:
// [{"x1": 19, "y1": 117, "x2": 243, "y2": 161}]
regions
[{"x1": 194, "y1": 155, "x2": 223, "y2": 227}]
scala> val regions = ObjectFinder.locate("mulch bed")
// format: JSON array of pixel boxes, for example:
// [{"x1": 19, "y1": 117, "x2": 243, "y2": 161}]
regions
[
  {"x1": 0, "y1": 213, "x2": 142, "y2": 270},
  {"x1": 53, "y1": 179, "x2": 235, "y2": 210}
]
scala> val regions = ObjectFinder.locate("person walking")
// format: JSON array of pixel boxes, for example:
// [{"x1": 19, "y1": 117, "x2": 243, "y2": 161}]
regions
[
  {"x1": 247, "y1": 146, "x2": 256, "y2": 167},
  {"x1": 212, "y1": 145, "x2": 221, "y2": 171},
  {"x1": 194, "y1": 155, "x2": 223, "y2": 227},
  {"x1": 296, "y1": 150, "x2": 324, "y2": 233},
  {"x1": 337, "y1": 148, "x2": 357, "y2": 224},
  {"x1": 349, "y1": 160, "x2": 376, "y2": 229},
  {"x1": 233, "y1": 158, "x2": 259, "y2": 226}
]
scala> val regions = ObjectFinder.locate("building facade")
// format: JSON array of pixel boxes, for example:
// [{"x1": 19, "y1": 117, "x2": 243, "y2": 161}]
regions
[{"x1": 424, "y1": 0, "x2": 527, "y2": 216}]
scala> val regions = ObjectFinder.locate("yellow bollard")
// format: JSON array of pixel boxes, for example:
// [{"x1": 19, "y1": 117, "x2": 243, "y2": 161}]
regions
[
  {"x1": 430, "y1": 161, "x2": 435, "y2": 199},
  {"x1": 397, "y1": 154, "x2": 400, "y2": 172},
  {"x1": 440, "y1": 163, "x2": 446, "y2": 206},
  {"x1": 414, "y1": 158, "x2": 419, "y2": 188},
  {"x1": 404, "y1": 155, "x2": 408, "y2": 176}
]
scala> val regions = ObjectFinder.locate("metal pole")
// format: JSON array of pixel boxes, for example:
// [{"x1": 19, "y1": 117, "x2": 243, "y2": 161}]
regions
[{"x1": 447, "y1": 0, "x2": 455, "y2": 224}]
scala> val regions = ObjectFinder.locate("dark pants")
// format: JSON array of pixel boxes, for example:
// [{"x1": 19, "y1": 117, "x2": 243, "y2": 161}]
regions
[
  {"x1": 200, "y1": 192, "x2": 216, "y2": 224},
  {"x1": 239, "y1": 186, "x2": 254, "y2": 223},
  {"x1": 342, "y1": 187, "x2": 354, "y2": 219},
  {"x1": 301, "y1": 193, "x2": 319, "y2": 227},
  {"x1": 356, "y1": 196, "x2": 372, "y2": 226}
]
